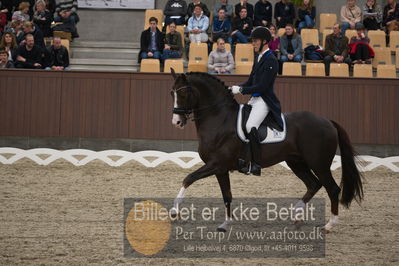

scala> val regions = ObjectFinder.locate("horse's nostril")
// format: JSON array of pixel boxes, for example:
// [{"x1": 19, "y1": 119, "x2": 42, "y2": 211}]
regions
[{"x1": 177, "y1": 121, "x2": 180, "y2": 125}]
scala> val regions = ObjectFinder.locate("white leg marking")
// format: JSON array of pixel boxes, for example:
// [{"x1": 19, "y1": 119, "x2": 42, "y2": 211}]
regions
[
  {"x1": 170, "y1": 187, "x2": 187, "y2": 216},
  {"x1": 293, "y1": 200, "x2": 306, "y2": 222},
  {"x1": 324, "y1": 214, "x2": 339, "y2": 232},
  {"x1": 218, "y1": 218, "x2": 233, "y2": 232}
]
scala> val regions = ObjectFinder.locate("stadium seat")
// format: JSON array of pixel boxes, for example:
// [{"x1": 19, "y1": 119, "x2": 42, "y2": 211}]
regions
[
  {"x1": 277, "y1": 28, "x2": 285, "y2": 37},
  {"x1": 368, "y1": 30, "x2": 386, "y2": 48},
  {"x1": 301, "y1": 29, "x2": 319, "y2": 48},
  {"x1": 166, "y1": 25, "x2": 186, "y2": 47},
  {"x1": 396, "y1": 48, "x2": 399, "y2": 68},
  {"x1": 372, "y1": 47, "x2": 391, "y2": 68},
  {"x1": 187, "y1": 60, "x2": 207, "y2": 72},
  {"x1": 282, "y1": 62, "x2": 302, "y2": 76},
  {"x1": 319, "y1": 13, "x2": 337, "y2": 32},
  {"x1": 53, "y1": 31, "x2": 72, "y2": 41},
  {"x1": 235, "y1": 43, "x2": 254, "y2": 62},
  {"x1": 306, "y1": 63, "x2": 325, "y2": 76},
  {"x1": 189, "y1": 42, "x2": 208, "y2": 61},
  {"x1": 235, "y1": 62, "x2": 252, "y2": 74},
  {"x1": 345, "y1": 30, "x2": 357, "y2": 42},
  {"x1": 353, "y1": 64, "x2": 373, "y2": 77},
  {"x1": 140, "y1": 59, "x2": 160, "y2": 72},
  {"x1": 329, "y1": 63, "x2": 349, "y2": 77},
  {"x1": 212, "y1": 42, "x2": 231, "y2": 51},
  {"x1": 322, "y1": 29, "x2": 333, "y2": 48},
  {"x1": 376, "y1": 64, "x2": 396, "y2": 78},
  {"x1": 164, "y1": 59, "x2": 184, "y2": 73},
  {"x1": 389, "y1": 31, "x2": 399, "y2": 52},
  {"x1": 144, "y1": 9, "x2": 163, "y2": 31}
]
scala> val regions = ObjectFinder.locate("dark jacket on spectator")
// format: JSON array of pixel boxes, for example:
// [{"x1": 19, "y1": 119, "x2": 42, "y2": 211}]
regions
[
  {"x1": 47, "y1": 44, "x2": 69, "y2": 67},
  {"x1": 254, "y1": 0, "x2": 273, "y2": 26},
  {"x1": 382, "y1": 2, "x2": 399, "y2": 26},
  {"x1": 187, "y1": 2, "x2": 210, "y2": 18},
  {"x1": 15, "y1": 44, "x2": 42, "y2": 68},
  {"x1": 298, "y1": 6, "x2": 316, "y2": 22},
  {"x1": 18, "y1": 27, "x2": 45, "y2": 49},
  {"x1": 33, "y1": 9, "x2": 54, "y2": 37},
  {"x1": 0, "y1": 61, "x2": 15, "y2": 68},
  {"x1": 164, "y1": 0, "x2": 187, "y2": 17},
  {"x1": 325, "y1": 33, "x2": 349, "y2": 58},
  {"x1": 0, "y1": 0, "x2": 14, "y2": 20},
  {"x1": 235, "y1": 3, "x2": 254, "y2": 20},
  {"x1": 274, "y1": 1, "x2": 295, "y2": 23},
  {"x1": 232, "y1": 16, "x2": 253, "y2": 36},
  {"x1": 165, "y1": 31, "x2": 183, "y2": 53},
  {"x1": 139, "y1": 27, "x2": 164, "y2": 62}
]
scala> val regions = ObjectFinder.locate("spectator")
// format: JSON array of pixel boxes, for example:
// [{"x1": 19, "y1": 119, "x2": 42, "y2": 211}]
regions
[
  {"x1": 0, "y1": 32, "x2": 18, "y2": 60},
  {"x1": 0, "y1": 8, "x2": 6, "y2": 34},
  {"x1": 323, "y1": 23, "x2": 351, "y2": 76},
  {"x1": 231, "y1": 6, "x2": 253, "y2": 44},
  {"x1": 0, "y1": 48, "x2": 14, "y2": 68},
  {"x1": 19, "y1": 21, "x2": 45, "y2": 49},
  {"x1": 139, "y1": 17, "x2": 164, "y2": 62},
  {"x1": 187, "y1": 4, "x2": 209, "y2": 43},
  {"x1": 274, "y1": 0, "x2": 295, "y2": 29},
  {"x1": 213, "y1": 0, "x2": 233, "y2": 19},
  {"x1": 5, "y1": 21, "x2": 24, "y2": 41},
  {"x1": 164, "y1": 0, "x2": 187, "y2": 28},
  {"x1": 45, "y1": 0, "x2": 57, "y2": 15},
  {"x1": 383, "y1": 0, "x2": 399, "y2": 33},
  {"x1": 15, "y1": 34, "x2": 42, "y2": 69},
  {"x1": 348, "y1": 24, "x2": 374, "y2": 64},
  {"x1": 362, "y1": 0, "x2": 382, "y2": 30},
  {"x1": 187, "y1": 0, "x2": 210, "y2": 19},
  {"x1": 45, "y1": 36, "x2": 70, "y2": 70},
  {"x1": 235, "y1": 0, "x2": 254, "y2": 20},
  {"x1": 54, "y1": 0, "x2": 79, "y2": 38},
  {"x1": 268, "y1": 24, "x2": 280, "y2": 56},
  {"x1": 1, "y1": 0, "x2": 14, "y2": 21},
  {"x1": 33, "y1": 0, "x2": 53, "y2": 37},
  {"x1": 297, "y1": 0, "x2": 316, "y2": 33},
  {"x1": 162, "y1": 22, "x2": 183, "y2": 61},
  {"x1": 254, "y1": 0, "x2": 272, "y2": 27},
  {"x1": 208, "y1": 37, "x2": 234, "y2": 74},
  {"x1": 12, "y1": 2, "x2": 30, "y2": 22},
  {"x1": 279, "y1": 24, "x2": 302, "y2": 63},
  {"x1": 212, "y1": 8, "x2": 232, "y2": 43},
  {"x1": 340, "y1": 0, "x2": 363, "y2": 34}
]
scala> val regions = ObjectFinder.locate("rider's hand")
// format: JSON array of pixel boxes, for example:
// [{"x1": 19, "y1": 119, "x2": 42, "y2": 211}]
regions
[{"x1": 229, "y1": 86, "x2": 242, "y2": 95}]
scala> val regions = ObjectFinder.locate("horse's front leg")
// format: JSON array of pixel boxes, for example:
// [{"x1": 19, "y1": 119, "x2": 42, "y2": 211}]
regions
[
  {"x1": 171, "y1": 162, "x2": 220, "y2": 217},
  {"x1": 216, "y1": 172, "x2": 233, "y2": 232}
]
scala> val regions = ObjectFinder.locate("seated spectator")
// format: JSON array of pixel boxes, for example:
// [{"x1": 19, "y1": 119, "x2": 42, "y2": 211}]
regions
[
  {"x1": 45, "y1": 36, "x2": 69, "y2": 70},
  {"x1": 280, "y1": 24, "x2": 302, "y2": 63},
  {"x1": 0, "y1": 32, "x2": 18, "y2": 61},
  {"x1": 0, "y1": 0, "x2": 14, "y2": 21},
  {"x1": 212, "y1": 8, "x2": 232, "y2": 43},
  {"x1": 162, "y1": 22, "x2": 183, "y2": 61},
  {"x1": 231, "y1": 6, "x2": 253, "y2": 44},
  {"x1": 0, "y1": 8, "x2": 6, "y2": 35},
  {"x1": 208, "y1": 38, "x2": 234, "y2": 74},
  {"x1": 54, "y1": 0, "x2": 79, "y2": 38},
  {"x1": 139, "y1": 17, "x2": 164, "y2": 62},
  {"x1": 235, "y1": 0, "x2": 254, "y2": 20},
  {"x1": 5, "y1": 21, "x2": 25, "y2": 41},
  {"x1": 254, "y1": 0, "x2": 272, "y2": 27},
  {"x1": 213, "y1": 0, "x2": 233, "y2": 19},
  {"x1": 33, "y1": 0, "x2": 53, "y2": 37},
  {"x1": 12, "y1": 2, "x2": 30, "y2": 22},
  {"x1": 15, "y1": 34, "x2": 42, "y2": 69},
  {"x1": 274, "y1": 0, "x2": 295, "y2": 29},
  {"x1": 383, "y1": 0, "x2": 399, "y2": 33},
  {"x1": 187, "y1": 0, "x2": 210, "y2": 19},
  {"x1": 164, "y1": 0, "x2": 187, "y2": 28},
  {"x1": 340, "y1": 0, "x2": 363, "y2": 34},
  {"x1": 18, "y1": 21, "x2": 45, "y2": 49},
  {"x1": 297, "y1": 0, "x2": 316, "y2": 33},
  {"x1": 187, "y1": 4, "x2": 209, "y2": 43},
  {"x1": 0, "y1": 48, "x2": 14, "y2": 68},
  {"x1": 362, "y1": 0, "x2": 382, "y2": 30},
  {"x1": 268, "y1": 24, "x2": 280, "y2": 56},
  {"x1": 323, "y1": 23, "x2": 351, "y2": 76},
  {"x1": 349, "y1": 24, "x2": 374, "y2": 64}
]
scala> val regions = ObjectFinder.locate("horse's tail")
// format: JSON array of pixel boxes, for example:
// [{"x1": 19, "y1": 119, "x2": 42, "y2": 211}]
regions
[{"x1": 331, "y1": 120, "x2": 364, "y2": 208}]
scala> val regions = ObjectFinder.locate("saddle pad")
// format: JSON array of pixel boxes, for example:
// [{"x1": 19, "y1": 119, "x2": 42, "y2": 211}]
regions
[{"x1": 237, "y1": 104, "x2": 287, "y2": 144}]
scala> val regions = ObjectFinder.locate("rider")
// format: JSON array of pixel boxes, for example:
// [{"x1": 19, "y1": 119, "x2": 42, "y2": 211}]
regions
[{"x1": 229, "y1": 26, "x2": 283, "y2": 176}]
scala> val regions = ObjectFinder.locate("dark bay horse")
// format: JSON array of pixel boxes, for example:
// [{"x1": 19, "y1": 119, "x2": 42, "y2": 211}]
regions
[{"x1": 169, "y1": 70, "x2": 363, "y2": 232}]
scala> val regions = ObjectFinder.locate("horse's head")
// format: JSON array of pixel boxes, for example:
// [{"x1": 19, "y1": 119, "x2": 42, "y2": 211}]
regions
[{"x1": 170, "y1": 68, "x2": 198, "y2": 129}]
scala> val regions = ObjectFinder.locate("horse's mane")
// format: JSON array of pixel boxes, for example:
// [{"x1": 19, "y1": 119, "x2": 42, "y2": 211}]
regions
[{"x1": 185, "y1": 72, "x2": 235, "y2": 100}]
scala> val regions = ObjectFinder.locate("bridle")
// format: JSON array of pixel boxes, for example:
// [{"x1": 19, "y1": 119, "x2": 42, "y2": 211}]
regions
[{"x1": 172, "y1": 85, "x2": 194, "y2": 117}]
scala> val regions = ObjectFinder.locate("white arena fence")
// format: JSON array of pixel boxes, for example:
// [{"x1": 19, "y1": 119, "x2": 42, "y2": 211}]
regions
[{"x1": 0, "y1": 148, "x2": 398, "y2": 172}]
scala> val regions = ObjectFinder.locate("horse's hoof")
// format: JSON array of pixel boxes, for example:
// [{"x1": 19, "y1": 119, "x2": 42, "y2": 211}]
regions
[{"x1": 217, "y1": 227, "x2": 226, "y2": 232}]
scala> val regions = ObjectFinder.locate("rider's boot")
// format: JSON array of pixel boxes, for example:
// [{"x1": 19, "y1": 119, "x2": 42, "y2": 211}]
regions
[
  {"x1": 248, "y1": 127, "x2": 262, "y2": 176},
  {"x1": 238, "y1": 143, "x2": 251, "y2": 174}
]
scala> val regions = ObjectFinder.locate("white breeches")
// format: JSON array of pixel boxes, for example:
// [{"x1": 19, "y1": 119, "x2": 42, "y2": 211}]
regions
[
  {"x1": 189, "y1": 33, "x2": 208, "y2": 43},
  {"x1": 246, "y1": 96, "x2": 269, "y2": 133}
]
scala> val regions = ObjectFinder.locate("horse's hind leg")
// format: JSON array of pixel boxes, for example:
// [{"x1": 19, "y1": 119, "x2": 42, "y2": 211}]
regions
[{"x1": 216, "y1": 172, "x2": 233, "y2": 232}]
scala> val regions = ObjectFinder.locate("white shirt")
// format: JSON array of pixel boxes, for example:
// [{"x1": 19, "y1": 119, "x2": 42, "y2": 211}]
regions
[{"x1": 257, "y1": 48, "x2": 270, "y2": 62}]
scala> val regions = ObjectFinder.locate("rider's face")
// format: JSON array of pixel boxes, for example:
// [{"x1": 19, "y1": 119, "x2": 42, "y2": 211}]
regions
[{"x1": 252, "y1": 39, "x2": 262, "y2": 52}]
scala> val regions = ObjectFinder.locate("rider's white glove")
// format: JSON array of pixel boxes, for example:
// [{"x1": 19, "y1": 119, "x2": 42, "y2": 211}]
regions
[{"x1": 229, "y1": 85, "x2": 242, "y2": 95}]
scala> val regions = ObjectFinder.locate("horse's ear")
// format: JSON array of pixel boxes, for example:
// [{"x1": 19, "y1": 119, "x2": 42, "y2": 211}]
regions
[{"x1": 171, "y1": 68, "x2": 177, "y2": 80}]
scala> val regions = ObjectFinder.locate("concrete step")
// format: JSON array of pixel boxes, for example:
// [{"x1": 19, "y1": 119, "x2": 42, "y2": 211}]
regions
[
  {"x1": 70, "y1": 65, "x2": 138, "y2": 71},
  {"x1": 71, "y1": 41, "x2": 139, "y2": 49},
  {"x1": 72, "y1": 47, "x2": 139, "y2": 60},
  {"x1": 70, "y1": 58, "x2": 137, "y2": 66}
]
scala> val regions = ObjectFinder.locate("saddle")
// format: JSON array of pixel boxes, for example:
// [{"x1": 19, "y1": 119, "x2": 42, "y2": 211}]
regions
[{"x1": 237, "y1": 104, "x2": 287, "y2": 144}]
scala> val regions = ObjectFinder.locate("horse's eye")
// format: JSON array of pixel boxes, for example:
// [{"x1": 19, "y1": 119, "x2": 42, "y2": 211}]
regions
[{"x1": 170, "y1": 91, "x2": 174, "y2": 96}]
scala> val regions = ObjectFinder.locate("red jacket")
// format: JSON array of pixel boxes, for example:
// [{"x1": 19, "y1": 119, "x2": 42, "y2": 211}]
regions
[
  {"x1": 348, "y1": 42, "x2": 375, "y2": 57},
  {"x1": 0, "y1": 13, "x2": 6, "y2": 33}
]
